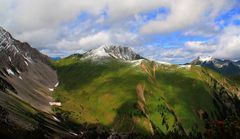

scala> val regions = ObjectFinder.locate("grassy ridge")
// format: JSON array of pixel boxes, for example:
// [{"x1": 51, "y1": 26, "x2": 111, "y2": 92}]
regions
[{"x1": 52, "y1": 55, "x2": 239, "y2": 135}]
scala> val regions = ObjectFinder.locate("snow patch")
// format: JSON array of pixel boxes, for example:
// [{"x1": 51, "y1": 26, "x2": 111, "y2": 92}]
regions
[
  {"x1": 69, "y1": 131, "x2": 78, "y2": 136},
  {"x1": 16, "y1": 69, "x2": 21, "y2": 73},
  {"x1": 8, "y1": 56, "x2": 11, "y2": 62},
  {"x1": 22, "y1": 55, "x2": 33, "y2": 63},
  {"x1": 6, "y1": 68, "x2": 15, "y2": 75},
  {"x1": 19, "y1": 76, "x2": 23, "y2": 80},
  {"x1": 54, "y1": 82, "x2": 59, "y2": 87},
  {"x1": 52, "y1": 116, "x2": 60, "y2": 122},
  {"x1": 49, "y1": 88, "x2": 54, "y2": 91},
  {"x1": 24, "y1": 61, "x2": 28, "y2": 66},
  {"x1": 49, "y1": 102, "x2": 61, "y2": 106}
]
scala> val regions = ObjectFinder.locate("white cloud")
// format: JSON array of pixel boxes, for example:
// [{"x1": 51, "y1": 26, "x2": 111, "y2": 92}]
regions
[
  {"x1": 56, "y1": 31, "x2": 139, "y2": 51},
  {"x1": 185, "y1": 25, "x2": 240, "y2": 60},
  {"x1": 140, "y1": 0, "x2": 232, "y2": 34},
  {"x1": 16, "y1": 28, "x2": 58, "y2": 46},
  {"x1": 185, "y1": 41, "x2": 215, "y2": 52},
  {"x1": 183, "y1": 23, "x2": 221, "y2": 37},
  {"x1": 165, "y1": 25, "x2": 240, "y2": 63},
  {"x1": 76, "y1": 32, "x2": 111, "y2": 50},
  {"x1": 213, "y1": 25, "x2": 240, "y2": 59},
  {"x1": 0, "y1": 0, "x2": 238, "y2": 63}
]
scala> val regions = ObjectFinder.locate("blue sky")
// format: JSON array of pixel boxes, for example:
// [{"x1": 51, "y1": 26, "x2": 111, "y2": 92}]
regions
[{"x1": 0, "y1": 0, "x2": 240, "y2": 63}]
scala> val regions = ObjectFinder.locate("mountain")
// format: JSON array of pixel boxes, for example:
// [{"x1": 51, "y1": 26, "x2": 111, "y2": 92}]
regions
[
  {"x1": 0, "y1": 27, "x2": 58, "y2": 112},
  {"x1": 52, "y1": 46, "x2": 240, "y2": 138},
  {"x1": 83, "y1": 45, "x2": 144, "y2": 61},
  {"x1": 0, "y1": 27, "x2": 81, "y2": 138},
  {"x1": 191, "y1": 56, "x2": 240, "y2": 75},
  {"x1": 0, "y1": 27, "x2": 157, "y2": 139}
]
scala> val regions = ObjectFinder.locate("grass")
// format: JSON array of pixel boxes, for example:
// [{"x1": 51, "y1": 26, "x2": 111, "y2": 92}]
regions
[{"x1": 52, "y1": 55, "x2": 238, "y2": 135}]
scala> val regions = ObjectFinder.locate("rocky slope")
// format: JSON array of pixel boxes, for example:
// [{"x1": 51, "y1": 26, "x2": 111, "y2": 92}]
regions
[
  {"x1": 0, "y1": 27, "x2": 58, "y2": 112},
  {"x1": 0, "y1": 27, "x2": 75, "y2": 138}
]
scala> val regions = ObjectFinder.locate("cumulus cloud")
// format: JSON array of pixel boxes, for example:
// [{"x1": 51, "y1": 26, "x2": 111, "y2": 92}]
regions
[
  {"x1": 184, "y1": 25, "x2": 240, "y2": 60},
  {"x1": 184, "y1": 41, "x2": 215, "y2": 52},
  {"x1": 56, "y1": 32, "x2": 111, "y2": 50},
  {"x1": 0, "y1": 0, "x2": 238, "y2": 63},
  {"x1": 140, "y1": 0, "x2": 232, "y2": 34},
  {"x1": 145, "y1": 25, "x2": 240, "y2": 63},
  {"x1": 213, "y1": 25, "x2": 240, "y2": 59},
  {"x1": 56, "y1": 30, "x2": 139, "y2": 51}
]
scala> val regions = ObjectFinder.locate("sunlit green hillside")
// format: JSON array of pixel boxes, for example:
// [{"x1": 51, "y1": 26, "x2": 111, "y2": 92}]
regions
[{"x1": 52, "y1": 55, "x2": 240, "y2": 137}]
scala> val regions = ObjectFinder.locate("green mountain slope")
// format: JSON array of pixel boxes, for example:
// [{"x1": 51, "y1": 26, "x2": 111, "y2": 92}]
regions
[{"x1": 52, "y1": 54, "x2": 240, "y2": 137}]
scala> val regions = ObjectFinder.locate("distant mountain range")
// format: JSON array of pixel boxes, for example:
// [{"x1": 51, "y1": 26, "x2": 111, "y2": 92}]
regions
[{"x1": 190, "y1": 56, "x2": 240, "y2": 76}]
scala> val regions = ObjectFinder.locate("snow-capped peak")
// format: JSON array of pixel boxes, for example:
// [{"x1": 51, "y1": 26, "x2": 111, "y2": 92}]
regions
[
  {"x1": 198, "y1": 56, "x2": 213, "y2": 62},
  {"x1": 84, "y1": 45, "x2": 109, "y2": 58},
  {"x1": 83, "y1": 44, "x2": 143, "y2": 61}
]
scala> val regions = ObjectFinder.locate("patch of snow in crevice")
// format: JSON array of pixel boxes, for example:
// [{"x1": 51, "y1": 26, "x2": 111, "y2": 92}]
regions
[
  {"x1": 19, "y1": 76, "x2": 23, "y2": 80},
  {"x1": 16, "y1": 69, "x2": 21, "y2": 73},
  {"x1": 49, "y1": 88, "x2": 54, "y2": 91},
  {"x1": 69, "y1": 131, "x2": 78, "y2": 136},
  {"x1": 52, "y1": 116, "x2": 60, "y2": 122},
  {"x1": 6, "y1": 68, "x2": 15, "y2": 75},
  {"x1": 8, "y1": 56, "x2": 11, "y2": 62},
  {"x1": 49, "y1": 102, "x2": 61, "y2": 106},
  {"x1": 24, "y1": 61, "x2": 28, "y2": 66},
  {"x1": 22, "y1": 55, "x2": 33, "y2": 63},
  {"x1": 54, "y1": 82, "x2": 59, "y2": 87}
]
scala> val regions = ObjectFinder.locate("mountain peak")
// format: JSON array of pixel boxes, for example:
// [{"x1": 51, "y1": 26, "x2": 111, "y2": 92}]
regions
[
  {"x1": 83, "y1": 44, "x2": 144, "y2": 61},
  {"x1": 0, "y1": 26, "x2": 7, "y2": 34},
  {"x1": 0, "y1": 26, "x2": 12, "y2": 40},
  {"x1": 0, "y1": 26, "x2": 18, "y2": 53}
]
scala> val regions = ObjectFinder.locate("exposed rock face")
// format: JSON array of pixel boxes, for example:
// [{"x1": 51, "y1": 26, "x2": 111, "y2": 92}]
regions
[
  {"x1": 83, "y1": 45, "x2": 144, "y2": 61},
  {"x1": 191, "y1": 56, "x2": 240, "y2": 75},
  {"x1": 0, "y1": 27, "x2": 58, "y2": 112}
]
